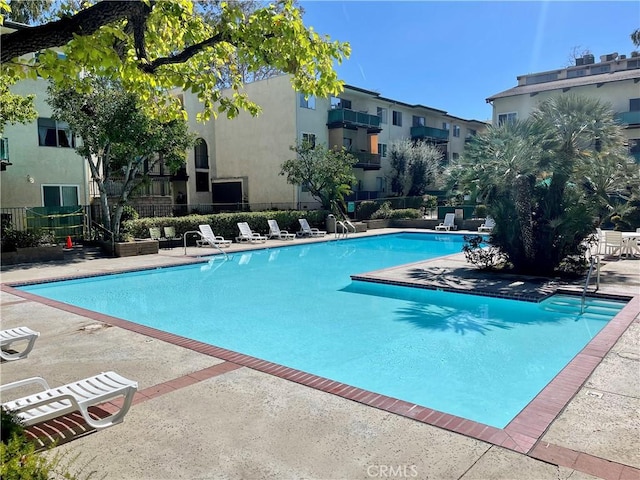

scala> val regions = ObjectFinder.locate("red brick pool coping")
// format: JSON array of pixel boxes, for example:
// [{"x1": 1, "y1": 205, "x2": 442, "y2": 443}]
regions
[{"x1": 2, "y1": 282, "x2": 639, "y2": 480}]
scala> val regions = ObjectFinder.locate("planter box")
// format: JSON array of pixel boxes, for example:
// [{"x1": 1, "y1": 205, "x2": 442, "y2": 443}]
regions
[
  {"x1": 114, "y1": 240, "x2": 159, "y2": 257},
  {"x1": 363, "y1": 219, "x2": 391, "y2": 229},
  {"x1": 1, "y1": 245, "x2": 64, "y2": 265}
]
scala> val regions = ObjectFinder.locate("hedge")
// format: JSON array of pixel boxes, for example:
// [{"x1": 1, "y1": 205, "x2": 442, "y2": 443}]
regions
[{"x1": 122, "y1": 210, "x2": 329, "y2": 241}]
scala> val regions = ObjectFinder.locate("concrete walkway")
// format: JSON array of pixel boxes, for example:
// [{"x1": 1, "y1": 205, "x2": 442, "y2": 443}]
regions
[{"x1": 1, "y1": 229, "x2": 638, "y2": 480}]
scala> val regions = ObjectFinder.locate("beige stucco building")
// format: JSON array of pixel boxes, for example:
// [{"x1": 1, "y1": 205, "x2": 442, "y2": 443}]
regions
[
  {"x1": 487, "y1": 51, "x2": 640, "y2": 162},
  {"x1": 200, "y1": 74, "x2": 487, "y2": 209},
  {"x1": 1, "y1": 78, "x2": 91, "y2": 210}
]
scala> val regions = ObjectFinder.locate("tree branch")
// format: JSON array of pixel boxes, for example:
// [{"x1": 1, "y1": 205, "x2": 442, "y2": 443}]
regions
[{"x1": 1, "y1": 1, "x2": 152, "y2": 64}]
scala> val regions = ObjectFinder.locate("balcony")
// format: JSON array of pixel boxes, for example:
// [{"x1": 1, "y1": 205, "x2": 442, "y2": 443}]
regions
[
  {"x1": 616, "y1": 111, "x2": 640, "y2": 126},
  {"x1": 410, "y1": 126, "x2": 449, "y2": 142},
  {"x1": 352, "y1": 151, "x2": 381, "y2": 170},
  {"x1": 327, "y1": 108, "x2": 381, "y2": 131}
]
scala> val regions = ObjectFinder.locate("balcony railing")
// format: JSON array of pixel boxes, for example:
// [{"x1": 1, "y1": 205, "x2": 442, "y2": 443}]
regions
[
  {"x1": 99, "y1": 177, "x2": 171, "y2": 197},
  {"x1": 410, "y1": 126, "x2": 449, "y2": 141},
  {"x1": 616, "y1": 111, "x2": 640, "y2": 125},
  {"x1": 352, "y1": 151, "x2": 381, "y2": 170},
  {"x1": 327, "y1": 108, "x2": 381, "y2": 129}
]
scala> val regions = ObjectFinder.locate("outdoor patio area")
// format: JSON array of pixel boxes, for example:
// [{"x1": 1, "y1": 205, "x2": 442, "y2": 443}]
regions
[{"x1": 1, "y1": 228, "x2": 638, "y2": 480}]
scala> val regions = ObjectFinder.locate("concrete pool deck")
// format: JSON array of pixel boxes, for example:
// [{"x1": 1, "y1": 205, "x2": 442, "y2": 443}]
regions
[{"x1": 1, "y1": 228, "x2": 638, "y2": 480}]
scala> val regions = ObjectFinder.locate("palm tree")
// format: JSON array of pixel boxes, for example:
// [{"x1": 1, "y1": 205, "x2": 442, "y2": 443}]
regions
[
  {"x1": 462, "y1": 119, "x2": 543, "y2": 270},
  {"x1": 459, "y1": 95, "x2": 633, "y2": 275}
]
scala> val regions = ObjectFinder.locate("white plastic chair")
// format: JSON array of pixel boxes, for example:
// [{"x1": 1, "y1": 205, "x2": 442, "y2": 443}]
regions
[
  {"x1": 435, "y1": 213, "x2": 457, "y2": 231},
  {"x1": 0, "y1": 327, "x2": 40, "y2": 361},
  {"x1": 478, "y1": 216, "x2": 495, "y2": 233},
  {"x1": 236, "y1": 222, "x2": 267, "y2": 243},
  {"x1": 603, "y1": 230, "x2": 623, "y2": 257},
  {"x1": 1, "y1": 371, "x2": 137, "y2": 429},
  {"x1": 297, "y1": 218, "x2": 326, "y2": 237},
  {"x1": 267, "y1": 220, "x2": 295, "y2": 240},
  {"x1": 197, "y1": 224, "x2": 231, "y2": 248}
]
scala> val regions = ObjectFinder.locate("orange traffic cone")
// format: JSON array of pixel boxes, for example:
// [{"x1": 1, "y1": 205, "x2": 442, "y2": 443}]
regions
[{"x1": 65, "y1": 236, "x2": 73, "y2": 249}]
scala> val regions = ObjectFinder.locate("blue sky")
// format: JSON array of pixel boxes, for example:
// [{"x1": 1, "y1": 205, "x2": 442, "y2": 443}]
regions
[{"x1": 300, "y1": 1, "x2": 640, "y2": 122}]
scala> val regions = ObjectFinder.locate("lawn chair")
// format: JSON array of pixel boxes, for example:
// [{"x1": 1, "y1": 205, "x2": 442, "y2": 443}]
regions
[
  {"x1": 268, "y1": 220, "x2": 296, "y2": 240},
  {"x1": 236, "y1": 222, "x2": 267, "y2": 243},
  {"x1": 435, "y1": 213, "x2": 457, "y2": 231},
  {"x1": 0, "y1": 327, "x2": 40, "y2": 361}
]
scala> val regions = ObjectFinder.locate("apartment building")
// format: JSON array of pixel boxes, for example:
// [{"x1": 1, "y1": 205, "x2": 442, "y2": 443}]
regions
[
  {"x1": 486, "y1": 51, "x2": 640, "y2": 162},
  {"x1": 209, "y1": 75, "x2": 487, "y2": 208}
]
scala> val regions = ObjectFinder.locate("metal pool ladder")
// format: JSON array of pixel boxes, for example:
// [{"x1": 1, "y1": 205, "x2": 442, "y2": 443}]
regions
[
  {"x1": 581, "y1": 254, "x2": 600, "y2": 314},
  {"x1": 183, "y1": 230, "x2": 229, "y2": 260}
]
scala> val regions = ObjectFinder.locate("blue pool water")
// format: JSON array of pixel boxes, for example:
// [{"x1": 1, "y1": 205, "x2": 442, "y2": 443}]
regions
[{"x1": 19, "y1": 233, "x2": 625, "y2": 428}]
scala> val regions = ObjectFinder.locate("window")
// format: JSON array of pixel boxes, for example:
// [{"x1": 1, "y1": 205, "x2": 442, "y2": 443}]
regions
[
  {"x1": 195, "y1": 172, "x2": 209, "y2": 192},
  {"x1": 412, "y1": 116, "x2": 425, "y2": 127},
  {"x1": 38, "y1": 118, "x2": 75, "y2": 148},
  {"x1": 630, "y1": 98, "x2": 640, "y2": 111},
  {"x1": 299, "y1": 94, "x2": 316, "y2": 109},
  {"x1": 589, "y1": 64, "x2": 611, "y2": 74},
  {"x1": 525, "y1": 72, "x2": 559, "y2": 85},
  {"x1": 377, "y1": 107, "x2": 388, "y2": 124},
  {"x1": 330, "y1": 97, "x2": 351, "y2": 109},
  {"x1": 452, "y1": 153, "x2": 459, "y2": 161},
  {"x1": 377, "y1": 143, "x2": 387, "y2": 158},
  {"x1": 194, "y1": 138, "x2": 209, "y2": 169},
  {"x1": 442, "y1": 122, "x2": 450, "y2": 131},
  {"x1": 467, "y1": 128, "x2": 477, "y2": 137},
  {"x1": 453, "y1": 125, "x2": 460, "y2": 137},
  {"x1": 42, "y1": 185, "x2": 78, "y2": 206},
  {"x1": 392, "y1": 110, "x2": 402, "y2": 126},
  {"x1": 498, "y1": 112, "x2": 518, "y2": 126},
  {"x1": 343, "y1": 137, "x2": 352, "y2": 150},
  {"x1": 302, "y1": 133, "x2": 316, "y2": 148}
]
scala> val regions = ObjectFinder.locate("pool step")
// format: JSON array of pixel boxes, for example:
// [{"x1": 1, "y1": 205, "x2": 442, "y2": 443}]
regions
[{"x1": 541, "y1": 297, "x2": 624, "y2": 317}]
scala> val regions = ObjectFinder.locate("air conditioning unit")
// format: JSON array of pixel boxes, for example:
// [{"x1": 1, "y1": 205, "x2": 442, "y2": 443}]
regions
[{"x1": 583, "y1": 54, "x2": 595, "y2": 64}]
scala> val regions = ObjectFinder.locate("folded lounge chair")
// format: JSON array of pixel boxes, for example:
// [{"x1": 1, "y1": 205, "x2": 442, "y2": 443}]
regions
[
  {"x1": 478, "y1": 216, "x2": 495, "y2": 233},
  {"x1": 1, "y1": 371, "x2": 137, "y2": 430},
  {"x1": 268, "y1": 220, "x2": 296, "y2": 240},
  {"x1": 236, "y1": 222, "x2": 267, "y2": 243},
  {"x1": 197, "y1": 224, "x2": 232, "y2": 248},
  {"x1": 163, "y1": 226, "x2": 182, "y2": 248},
  {"x1": 0, "y1": 326, "x2": 40, "y2": 361},
  {"x1": 435, "y1": 213, "x2": 457, "y2": 231},
  {"x1": 297, "y1": 218, "x2": 327, "y2": 237}
]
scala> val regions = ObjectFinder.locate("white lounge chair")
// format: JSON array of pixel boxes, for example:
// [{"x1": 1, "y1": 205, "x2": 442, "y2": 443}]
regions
[
  {"x1": 297, "y1": 218, "x2": 327, "y2": 237},
  {"x1": 197, "y1": 224, "x2": 231, "y2": 248},
  {"x1": 1, "y1": 371, "x2": 137, "y2": 430},
  {"x1": 268, "y1": 219, "x2": 295, "y2": 240},
  {"x1": 478, "y1": 216, "x2": 495, "y2": 233},
  {"x1": 435, "y1": 213, "x2": 457, "y2": 231},
  {"x1": 236, "y1": 222, "x2": 267, "y2": 243},
  {"x1": 1, "y1": 327, "x2": 40, "y2": 361}
]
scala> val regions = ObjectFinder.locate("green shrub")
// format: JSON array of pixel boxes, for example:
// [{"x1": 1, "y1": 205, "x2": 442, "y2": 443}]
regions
[
  {"x1": 370, "y1": 202, "x2": 392, "y2": 219},
  {"x1": 462, "y1": 235, "x2": 507, "y2": 270},
  {"x1": 474, "y1": 204, "x2": 488, "y2": 218},
  {"x1": 0, "y1": 228, "x2": 56, "y2": 252},
  {"x1": 122, "y1": 210, "x2": 330, "y2": 241},
  {"x1": 1, "y1": 407, "x2": 25, "y2": 445},
  {"x1": 0, "y1": 407, "x2": 98, "y2": 479},
  {"x1": 356, "y1": 201, "x2": 380, "y2": 220},
  {"x1": 421, "y1": 195, "x2": 438, "y2": 210},
  {"x1": 388, "y1": 208, "x2": 422, "y2": 219}
]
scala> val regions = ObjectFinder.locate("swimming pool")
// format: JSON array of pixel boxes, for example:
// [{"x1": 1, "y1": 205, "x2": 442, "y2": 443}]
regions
[{"x1": 18, "y1": 233, "x2": 625, "y2": 428}]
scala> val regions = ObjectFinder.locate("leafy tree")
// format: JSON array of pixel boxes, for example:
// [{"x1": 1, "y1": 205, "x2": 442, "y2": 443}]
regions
[
  {"x1": 632, "y1": 28, "x2": 640, "y2": 47},
  {"x1": 280, "y1": 142, "x2": 356, "y2": 212},
  {"x1": 458, "y1": 95, "x2": 636, "y2": 275},
  {"x1": 47, "y1": 77, "x2": 196, "y2": 241},
  {"x1": 1, "y1": 0, "x2": 349, "y2": 122},
  {"x1": 0, "y1": 74, "x2": 36, "y2": 134},
  {"x1": 388, "y1": 138, "x2": 443, "y2": 196}
]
